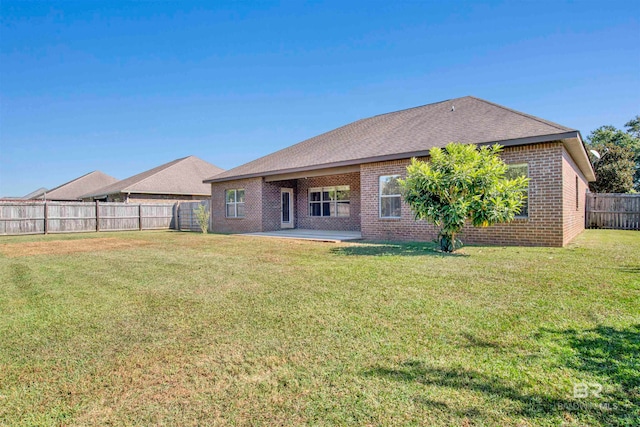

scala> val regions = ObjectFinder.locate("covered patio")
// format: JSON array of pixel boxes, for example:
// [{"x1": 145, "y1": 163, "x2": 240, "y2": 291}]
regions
[{"x1": 240, "y1": 229, "x2": 362, "y2": 242}]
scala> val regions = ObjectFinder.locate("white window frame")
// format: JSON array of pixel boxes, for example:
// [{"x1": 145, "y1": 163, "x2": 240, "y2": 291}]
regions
[
  {"x1": 506, "y1": 164, "x2": 529, "y2": 218},
  {"x1": 379, "y1": 175, "x2": 402, "y2": 218},
  {"x1": 308, "y1": 186, "x2": 350, "y2": 217},
  {"x1": 225, "y1": 189, "x2": 245, "y2": 218}
]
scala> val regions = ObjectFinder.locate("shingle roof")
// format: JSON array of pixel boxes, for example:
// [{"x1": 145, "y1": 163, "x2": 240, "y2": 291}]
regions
[
  {"x1": 206, "y1": 96, "x2": 582, "y2": 182},
  {"x1": 83, "y1": 156, "x2": 224, "y2": 198},
  {"x1": 22, "y1": 187, "x2": 48, "y2": 200},
  {"x1": 33, "y1": 171, "x2": 118, "y2": 201}
]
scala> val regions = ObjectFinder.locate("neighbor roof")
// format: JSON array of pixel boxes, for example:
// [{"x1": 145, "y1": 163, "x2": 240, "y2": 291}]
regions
[
  {"x1": 22, "y1": 187, "x2": 48, "y2": 200},
  {"x1": 206, "y1": 96, "x2": 595, "y2": 183},
  {"x1": 83, "y1": 156, "x2": 224, "y2": 198},
  {"x1": 33, "y1": 171, "x2": 118, "y2": 201}
]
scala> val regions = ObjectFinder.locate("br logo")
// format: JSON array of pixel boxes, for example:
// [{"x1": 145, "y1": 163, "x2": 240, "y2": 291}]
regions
[{"x1": 573, "y1": 382, "x2": 602, "y2": 399}]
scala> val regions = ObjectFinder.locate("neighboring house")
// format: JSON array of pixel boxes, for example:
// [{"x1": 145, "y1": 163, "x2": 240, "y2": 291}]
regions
[
  {"x1": 83, "y1": 156, "x2": 224, "y2": 203},
  {"x1": 21, "y1": 188, "x2": 48, "y2": 200},
  {"x1": 31, "y1": 171, "x2": 118, "y2": 201},
  {"x1": 204, "y1": 96, "x2": 596, "y2": 247}
]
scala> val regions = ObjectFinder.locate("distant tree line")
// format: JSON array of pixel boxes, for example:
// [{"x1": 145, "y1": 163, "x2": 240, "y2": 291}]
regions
[{"x1": 586, "y1": 116, "x2": 640, "y2": 193}]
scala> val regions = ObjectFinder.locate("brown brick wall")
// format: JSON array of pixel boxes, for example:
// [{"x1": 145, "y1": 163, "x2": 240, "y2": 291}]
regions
[
  {"x1": 210, "y1": 177, "x2": 263, "y2": 234},
  {"x1": 296, "y1": 172, "x2": 361, "y2": 231},
  {"x1": 209, "y1": 142, "x2": 590, "y2": 246},
  {"x1": 562, "y1": 147, "x2": 589, "y2": 245},
  {"x1": 262, "y1": 180, "x2": 298, "y2": 232},
  {"x1": 360, "y1": 142, "x2": 572, "y2": 246},
  {"x1": 210, "y1": 173, "x2": 362, "y2": 233}
]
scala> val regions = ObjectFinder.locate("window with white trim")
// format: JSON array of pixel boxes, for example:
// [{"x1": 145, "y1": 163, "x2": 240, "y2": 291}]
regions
[
  {"x1": 225, "y1": 189, "x2": 245, "y2": 218},
  {"x1": 309, "y1": 186, "x2": 350, "y2": 217},
  {"x1": 505, "y1": 164, "x2": 528, "y2": 217},
  {"x1": 379, "y1": 175, "x2": 402, "y2": 218}
]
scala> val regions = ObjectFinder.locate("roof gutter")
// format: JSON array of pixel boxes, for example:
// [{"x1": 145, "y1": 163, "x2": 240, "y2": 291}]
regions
[
  {"x1": 561, "y1": 131, "x2": 596, "y2": 182},
  {"x1": 205, "y1": 131, "x2": 596, "y2": 184}
]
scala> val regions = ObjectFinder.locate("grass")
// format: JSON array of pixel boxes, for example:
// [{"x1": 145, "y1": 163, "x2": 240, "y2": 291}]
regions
[{"x1": 0, "y1": 229, "x2": 638, "y2": 426}]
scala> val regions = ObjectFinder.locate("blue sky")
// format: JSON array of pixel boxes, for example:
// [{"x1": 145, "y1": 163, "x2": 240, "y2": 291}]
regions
[{"x1": 1, "y1": 0, "x2": 639, "y2": 197}]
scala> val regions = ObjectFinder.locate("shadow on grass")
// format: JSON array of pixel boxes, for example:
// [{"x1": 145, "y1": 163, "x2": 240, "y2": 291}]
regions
[
  {"x1": 364, "y1": 361, "x2": 569, "y2": 422},
  {"x1": 616, "y1": 266, "x2": 640, "y2": 274},
  {"x1": 365, "y1": 325, "x2": 639, "y2": 425},
  {"x1": 331, "y1": 241, "x2": 468, "y2": 257},
  {"x1": 540, "y1": 325, "x2": 639, "y2": 413}
]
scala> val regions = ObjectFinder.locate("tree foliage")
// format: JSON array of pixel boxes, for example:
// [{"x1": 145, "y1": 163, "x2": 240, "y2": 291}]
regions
[
  {"x1": 399, "y1": 143, "x2": 529, "y2": 252},
  {"x1": 193, "y1": 204, "x2": 210, "y2": 234},
  {"x1": 586, "y1": 122, "x2": 640, "y2": 193},
  {"x1": 625, "y1": 115, "x2": 640, "y2": 139},
  {"x1": 588, "y1": 144, "x2": 636, "y2": 193}
]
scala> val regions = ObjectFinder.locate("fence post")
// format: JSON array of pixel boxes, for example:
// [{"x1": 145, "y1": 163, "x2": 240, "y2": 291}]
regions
[
  {"x1": 139, "y1": 204, "x2": 143, "y2": 231},
  {"x1": 96, "y1": 201, "x2": 100, "y2": 232},
  {"x1": 43, "y1": 201, "x2": 48, "y2": 235},
  {"x1": 176, "y1": 202, "x2": 181, "y2": 231},
  {"x1": 584, "y1": 191, "x2": 593, "y2": 228}
]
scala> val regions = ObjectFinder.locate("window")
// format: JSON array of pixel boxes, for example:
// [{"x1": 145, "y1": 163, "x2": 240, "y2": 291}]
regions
[
  {"x1": 225, "y1": 189, "x2": 245, "y2": 218},
  {"x1": 505, "y1": 164, "x2": 528, "y2": 217},
  {"x1": 309, "y1": 186, "x2": 350, "y2": 217},
  {"x1": 380, "y1": 175, "x2": 402, "y2": 218}
]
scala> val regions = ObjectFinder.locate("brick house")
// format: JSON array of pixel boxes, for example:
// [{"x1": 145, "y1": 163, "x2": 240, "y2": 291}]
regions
[
  {"x1": 83, "y1": 156, "x2": 224, "y2": 204},
  {"x1": 204, "y1": 97, "x2": 596, "y2": 246}
]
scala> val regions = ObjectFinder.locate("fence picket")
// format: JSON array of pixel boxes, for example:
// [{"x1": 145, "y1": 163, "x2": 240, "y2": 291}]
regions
[
  {"x1": 0, "y1": 201, "x2": 181, "y2": 235},
  {"x1": 585, "y1": 193, "x2": 640, "y2": 230}
]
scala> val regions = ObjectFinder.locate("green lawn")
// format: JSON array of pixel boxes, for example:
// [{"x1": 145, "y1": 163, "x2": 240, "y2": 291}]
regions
[{"x1": 0, "y1": 230, "x2": 638, "y2": 426}]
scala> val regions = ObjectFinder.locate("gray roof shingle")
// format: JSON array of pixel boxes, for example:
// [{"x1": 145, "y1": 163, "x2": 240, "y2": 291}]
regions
[
  {"x1": 22, "y1": 187, "x2": 48, "y2": 200},
  {"x1": 206, "y1": 96, "x2": 580, "y2": 182},
  {"x1": 83, "y1": 156, "x2": 224, "y2": 198},
  {"x1": 34, "y1": 171, "x2": 118, "y2": 201}
]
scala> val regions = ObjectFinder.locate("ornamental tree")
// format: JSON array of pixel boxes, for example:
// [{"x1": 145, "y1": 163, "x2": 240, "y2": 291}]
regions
[{"x1": 399, "y1": 143, "x2": 529, "y2": 252}]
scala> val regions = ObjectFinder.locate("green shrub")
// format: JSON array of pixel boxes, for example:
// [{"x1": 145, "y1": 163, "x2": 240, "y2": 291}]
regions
[
  {"x1": 400, "y1": 143, "x2": 529, "y2": 252},
  {"x1": 193, "y1": 204, "x2": 210, "y2": 234}
]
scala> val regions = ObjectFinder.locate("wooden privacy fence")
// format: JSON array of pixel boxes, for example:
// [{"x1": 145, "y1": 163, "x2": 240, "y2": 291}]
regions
[
  {"x1": 176, "y1": 200, "x2": 211, "y2": 232},
  {"x1": 0, "y1": 201, "x2": 175, "y2": 236},
  {"x1": 586, "y1": 193, "x2": 640, "y2": 230}
]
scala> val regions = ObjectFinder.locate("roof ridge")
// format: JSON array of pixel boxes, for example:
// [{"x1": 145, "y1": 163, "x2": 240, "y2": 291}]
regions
[
  {"x1": 120, "y1": 156, "x2": 189, "y2": 192},
  {"x1": 468, "y1": 96, "x2": 573, "y2": 132},
  {"x1": 368, "y1": 97, "x2": 458, "y2": 120},
  {"x1": 45, "y1": 170, "x2": 99, "y2": 194},
  {"x1": 208, "y1": 96, "x2": 580, "y2": 182}
]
